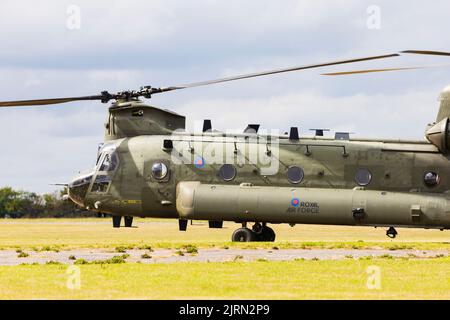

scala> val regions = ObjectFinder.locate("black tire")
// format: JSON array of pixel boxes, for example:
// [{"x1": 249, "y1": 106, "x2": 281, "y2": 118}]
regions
[
  {"x1": 232, "y1": 228, "x2": 255, "y2": 242},
  {"x1": 112, "y1": 216, "x2": 122, "y2": 228},
  {"x1": 124, "y1": 216, "x2": 133, "y2": 228},
  {"x1": 258, "y1": 226, "x2": 276, "y2": 242},
  {"x1": 386, "y1": 227, "x2": 397, "y2": 239}
]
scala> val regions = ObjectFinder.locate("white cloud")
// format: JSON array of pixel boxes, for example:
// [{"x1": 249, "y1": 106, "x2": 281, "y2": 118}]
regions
[{"x1": 177, "y1": 88, "x2": 439, "y2": 140}]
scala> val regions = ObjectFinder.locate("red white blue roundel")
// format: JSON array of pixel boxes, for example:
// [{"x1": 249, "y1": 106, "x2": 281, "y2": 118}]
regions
[
  {"x1": 291, "y1": 198, "x2": 300, "y2": 207},
  {"x1": 194, "y1": 156, "x2": 206, "y2": 169}
]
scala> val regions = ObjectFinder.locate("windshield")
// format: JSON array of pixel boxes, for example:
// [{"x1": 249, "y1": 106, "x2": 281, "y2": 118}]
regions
[
  {"x1": 99, "y1": 152, "x2": 118, "y2": 172},
  {"x1": 90, "y1": 149, "x2": 119, "y2": 194}
]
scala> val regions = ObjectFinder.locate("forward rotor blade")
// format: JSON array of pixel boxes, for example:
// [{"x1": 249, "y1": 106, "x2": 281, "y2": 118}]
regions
[
  {"x1": 159, "y1": 53, "x2": 401, "y2": 92},
  {"x1": 1, "y1": 49, "x2": 449, "y2": 107},
  {"x1": 0, "y1": 95, "x2": 104, "y2": 107}
]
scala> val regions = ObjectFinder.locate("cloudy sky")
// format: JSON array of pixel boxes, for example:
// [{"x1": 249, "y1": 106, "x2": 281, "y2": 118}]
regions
[{"x1": 1, "y1": 0, "x2": 450, "y2": 193}]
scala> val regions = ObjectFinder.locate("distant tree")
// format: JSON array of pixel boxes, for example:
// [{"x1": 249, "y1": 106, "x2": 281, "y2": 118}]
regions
[
  {"x1": 0, "y1": 186, "x2": 89, "y2": 218},
  {"x1": 0, "y1": 187, "x2": 21, "y2": 218}
]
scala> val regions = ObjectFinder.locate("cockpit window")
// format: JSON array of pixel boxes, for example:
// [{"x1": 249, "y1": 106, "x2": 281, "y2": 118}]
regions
[
  {"x1": 69, "y1": 174, "x2": 93, "y2": 203},
  {"x1": 99, "y1": 152, "x2": 118, "y2": 172},
  {"x1": 70, "y1": 175, "x2": 92, "y2": 187},
  {"x1": 91, "y1": 175, "x2": 111, "y2": 193}
]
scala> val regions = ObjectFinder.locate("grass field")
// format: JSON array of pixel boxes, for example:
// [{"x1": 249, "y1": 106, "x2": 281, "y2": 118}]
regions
[
  {"x1": 0, "y1": 258, "x2": 449, "y2": 299},
  {"x1": 0, "y1": 218, "x2": 449, "y2": 250},
  {"x1": 0, "y1": 218, "x2": 449, "y2": 299}
]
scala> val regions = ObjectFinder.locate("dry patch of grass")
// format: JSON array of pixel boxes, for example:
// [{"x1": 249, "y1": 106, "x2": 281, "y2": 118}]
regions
[{"x1": 0, "y1": 218, "x2": 448, "y2": 251}]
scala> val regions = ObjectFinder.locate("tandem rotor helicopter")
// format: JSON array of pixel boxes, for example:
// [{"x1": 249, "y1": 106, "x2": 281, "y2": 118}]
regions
[{"x1": 1, "y1": 49, "x2": 450, "y2": 242}]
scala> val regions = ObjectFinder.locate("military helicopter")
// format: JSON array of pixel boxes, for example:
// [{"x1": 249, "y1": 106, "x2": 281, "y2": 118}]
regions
[{"x1": 1, "y1": 50, "x2": 450, "y2": 242}]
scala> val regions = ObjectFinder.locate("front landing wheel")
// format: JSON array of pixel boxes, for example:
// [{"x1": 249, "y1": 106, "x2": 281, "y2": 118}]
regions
[
  {"x1": 232, "y1": 228, "x2": 255, "y2": 242},
  {"x1": 124, "y1": 216, "x2": 133, "y2": 228}
]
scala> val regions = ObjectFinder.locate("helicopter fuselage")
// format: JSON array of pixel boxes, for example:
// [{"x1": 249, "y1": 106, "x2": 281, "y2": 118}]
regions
[{"x1": 69, "y1": 132, "x2": 450, "y2": 230}]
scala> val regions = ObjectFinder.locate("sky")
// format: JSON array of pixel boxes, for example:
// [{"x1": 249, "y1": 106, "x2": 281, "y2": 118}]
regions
[{"x1": 1, "y1": 0, "x2": 450, "y2": 193}]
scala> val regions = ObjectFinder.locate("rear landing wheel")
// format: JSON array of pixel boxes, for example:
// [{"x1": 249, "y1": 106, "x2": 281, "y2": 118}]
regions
[
  {"x1": 232, "y1": 228, "x2": 255, "y2": 242},
  {"x1": 386, "y1": 227, "x2": 398, "y2": 239},
  {"x1": 258, "y1": 226, "x2": 276, "y2": 242},
  {"x1": 251, "y1": 223, "x2": 276, "y2": 242}
]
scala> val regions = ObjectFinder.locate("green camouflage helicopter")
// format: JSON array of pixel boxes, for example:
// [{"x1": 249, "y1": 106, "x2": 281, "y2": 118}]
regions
[{"x1": 1, "y1": 50, "x2": 450, "y2": 242}]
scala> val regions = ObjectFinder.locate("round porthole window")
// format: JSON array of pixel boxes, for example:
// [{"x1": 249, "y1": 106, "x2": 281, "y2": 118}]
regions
[
  {"x1": 424, "y1": 171, "x2": 440, "y2": 187},
  {"x1": 355, "y1": 168, "x2": 372, "y2": 186},
  {"x1": 151, "y1": 162, "x2": 168, "y2": 180},
  {"x1": 219, "y1": 164, "x2": 236, "y2": 181},
  {"x1": 287, "y1": 166, "x2": 304, "y2": 184}
]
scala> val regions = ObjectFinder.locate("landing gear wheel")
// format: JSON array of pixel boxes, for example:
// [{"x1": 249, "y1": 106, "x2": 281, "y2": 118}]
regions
[
  {"x1": 112, "y1": 216, "x2": 122, "y2": 228},
  {"x1": 386, "y1": 227, "x2": 398, "y2": 239},
  {"x1": 252, "y1": 223, "x2": 263, "y2": 234},
  {"x1": 232, "y1": 228, "x2": 255, "y2": 242},
  {"x1": 259, "y1": 226, "x2": 276, "y2": 242},
  {"x1": 124, "y1": 216, "x2": 133, "y2": 228}
]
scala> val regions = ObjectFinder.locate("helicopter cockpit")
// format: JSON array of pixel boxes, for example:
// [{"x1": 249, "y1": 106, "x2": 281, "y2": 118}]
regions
[
  {"x1": 90, "y1": 144, "x2": 119, "y2": 193},
  {"x1": 68, "y1": 144, "x2": 119, "y2": 206}
]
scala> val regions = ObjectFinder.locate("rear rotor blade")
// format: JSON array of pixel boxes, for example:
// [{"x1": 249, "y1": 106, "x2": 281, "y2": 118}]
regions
[
  {"x1": 401, "y1": 50, "x2": 450, "y2": 56},
  {"x1": 321, "y1": 64, "x2": 449, "y2": 76},
  {"x1": 159, "y1": 53, "x2": 401, "y2": 92},
  {"x1": 321, "y1": 66, "x2": 428, "y2": 76}
]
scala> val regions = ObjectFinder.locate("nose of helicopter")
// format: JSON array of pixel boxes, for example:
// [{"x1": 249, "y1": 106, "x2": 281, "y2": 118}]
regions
[{"x1": 68, "y1": 172, "x2": 94, "y2": 207}]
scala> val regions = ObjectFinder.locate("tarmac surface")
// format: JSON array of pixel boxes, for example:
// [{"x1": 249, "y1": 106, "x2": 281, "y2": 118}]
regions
[{"x1": 0, "y1": 248, "x2": 447, "y2": 265}]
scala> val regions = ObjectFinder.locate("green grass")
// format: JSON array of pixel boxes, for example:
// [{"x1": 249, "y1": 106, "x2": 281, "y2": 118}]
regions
[
  {"x1": 0, "y1": 218, "x2": 448, "y2": 251},
  {"x1": 0, "y1": 218, "x2": 449, "y2": 299},
  {"x1": 0, "y1": 258, "x2": 449, "y2": 299}
]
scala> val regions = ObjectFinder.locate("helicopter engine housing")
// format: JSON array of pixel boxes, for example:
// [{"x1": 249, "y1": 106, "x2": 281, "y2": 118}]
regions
[
  {"x1": 425, "y1": 117, "x2": 450, "y2": 154},
  {"x1": 105, "y1": 101, "x2": 185, "y2": 141}
]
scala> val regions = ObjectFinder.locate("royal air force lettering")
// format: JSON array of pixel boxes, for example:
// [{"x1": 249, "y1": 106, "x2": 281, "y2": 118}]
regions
[{"x1": 287, "y1": 197, "x2": 320, "y2": 214}]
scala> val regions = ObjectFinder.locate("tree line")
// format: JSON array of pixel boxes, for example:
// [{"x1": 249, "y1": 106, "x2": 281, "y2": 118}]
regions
[{"x1": 0, "y1": 187, "x2": 90, "y2": 218}]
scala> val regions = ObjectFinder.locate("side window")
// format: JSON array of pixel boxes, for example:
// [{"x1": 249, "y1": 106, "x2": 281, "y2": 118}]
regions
[
  {"x1": 355, "y1": 168, "x2": 372, "y2": 186},
  {"x1": 151, "y1": 162, "x2": 169, "y2": 180},
  {"x1": 287, "y1": 166, "x2": 304, "y2": 184},
  {"x1": 219, "y1": 164, "x2": 237, "y2": 182},
  {"x1": 424, "y1": 171, "x2": 440, "y2": 187}
]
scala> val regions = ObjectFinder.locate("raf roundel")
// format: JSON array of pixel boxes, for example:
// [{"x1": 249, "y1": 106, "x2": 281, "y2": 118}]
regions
[
  {"x1": 194, "y1": 156, "x2": 206, "y2": 169},
  {"x1": 291, "y1": 198, "x2": 300, "y2": 207}
]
